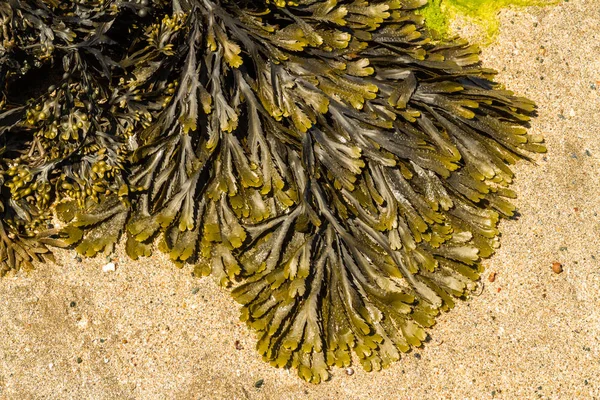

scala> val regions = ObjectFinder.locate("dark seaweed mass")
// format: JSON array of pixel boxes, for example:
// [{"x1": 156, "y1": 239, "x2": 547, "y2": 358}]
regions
[{"x1": 0, "y1": 0, "x2": 543, "y2": 382}]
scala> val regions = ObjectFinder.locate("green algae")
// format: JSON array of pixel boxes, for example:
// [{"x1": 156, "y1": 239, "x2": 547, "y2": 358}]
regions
[{"x1": 419, "y1": 0, "x2": 558, "y2": 40}]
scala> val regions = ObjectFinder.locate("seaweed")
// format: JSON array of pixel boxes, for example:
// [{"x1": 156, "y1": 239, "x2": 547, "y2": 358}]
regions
[{"x1": 0, "y1": 0, "x2": 544, "y2": 382}]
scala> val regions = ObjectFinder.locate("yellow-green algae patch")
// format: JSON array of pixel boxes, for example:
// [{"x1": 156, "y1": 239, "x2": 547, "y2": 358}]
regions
[{"x1": 419, "y1": 0, "x2": 558, "y2": 40}]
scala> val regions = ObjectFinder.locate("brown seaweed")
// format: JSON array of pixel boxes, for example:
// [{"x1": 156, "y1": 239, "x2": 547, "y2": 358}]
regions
[{"x1": 0, "y1": 0, "x2": 543, "y2": 382}]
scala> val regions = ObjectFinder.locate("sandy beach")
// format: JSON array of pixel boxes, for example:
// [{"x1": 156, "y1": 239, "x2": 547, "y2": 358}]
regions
[{"x1": 1, "y1": 0, "x2": 599, "y2": 398}]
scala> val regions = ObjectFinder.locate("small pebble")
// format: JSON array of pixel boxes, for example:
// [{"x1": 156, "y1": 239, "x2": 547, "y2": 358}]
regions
[
  {"x1": 488, "y1": 272, "x2": 497, "y2": 283},
  {"x1": 345, "y1": 367, "x2": 355, "y2": 376},
  {"x1": 552, "y1": 262, "x2": 563, "y2": 274},
  {"x1": 254, "y1": 379, "x2": 264, "y2": 388},
  {"x1": 76, "y1": 357, "x2": 82, "y2": 364},
  {"x1": 102, "y1": 262, "x2": 116, "y2": 273},
  {"x1": 191, "y1": 287, "x2": 200, "y2": 295},
  {"x1": 76, "y1": 317, "x2": 88, "y2": 329},
  {"x1": 235, "y1": 340, "x2": 243, "y2": 350},
  {"x1": 69, "y1": 301, "x2": 76, "y2": 308},
  {"x1": 414, "y1": 353, "x2": 421, "y2": 359}
]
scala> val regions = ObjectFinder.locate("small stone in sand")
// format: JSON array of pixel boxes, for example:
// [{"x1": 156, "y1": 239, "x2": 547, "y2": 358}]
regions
[
  {"x1": 235, "y1": 340, "x2": 243, "y2": 350},
  {"x1": 346, "y1": 368, "x2": 355, "y2": 376},
  {"x1": 488, "y1": 272, "x2": 497, "y2": 283},
  {"x1": 552, "y1": 262, "x2": 563, "y2": 274},
  {"x1": 102, "y1": 262, "x2": 116, "y2": 273},
  {"x1": 254, "y1": 379, "x2": 264, "y2": 388}
]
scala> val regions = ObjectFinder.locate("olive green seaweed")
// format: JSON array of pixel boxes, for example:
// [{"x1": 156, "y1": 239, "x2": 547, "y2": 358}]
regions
[{"x1": 0, "y1": 0, "x2": 544, "y2": 383}]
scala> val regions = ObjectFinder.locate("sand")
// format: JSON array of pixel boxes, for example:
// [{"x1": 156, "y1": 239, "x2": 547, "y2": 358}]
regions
[{"x1": 1, "y1": 0, "x2": 600, "y2": 398}]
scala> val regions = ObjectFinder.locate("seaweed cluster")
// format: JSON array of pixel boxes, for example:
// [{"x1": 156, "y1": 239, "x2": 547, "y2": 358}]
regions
[{"x1": 0, "y1": 0, "x2": 543, "y2": 382}]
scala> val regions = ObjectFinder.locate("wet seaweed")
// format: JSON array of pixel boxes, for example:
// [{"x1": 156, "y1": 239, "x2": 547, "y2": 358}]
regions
[{"x1": 0, "y1": 0, "x2": 543, "y2": 382}]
